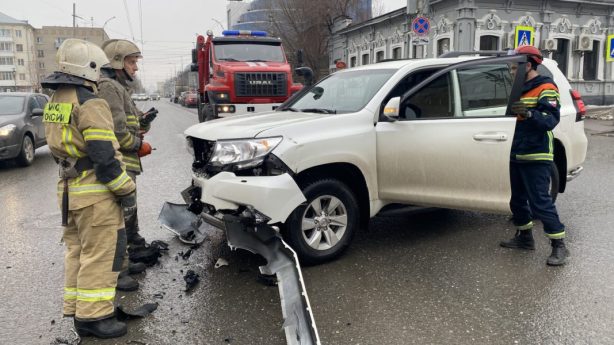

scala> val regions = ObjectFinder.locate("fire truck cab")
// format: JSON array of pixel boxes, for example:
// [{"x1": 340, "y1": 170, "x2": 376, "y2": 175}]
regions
[{"x1": 192, "y1": 30, "x2": 302, "y2": 122}]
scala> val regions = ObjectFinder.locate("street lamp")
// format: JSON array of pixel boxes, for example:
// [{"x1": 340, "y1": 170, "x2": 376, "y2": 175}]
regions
[
  {"x1": 102, "y1": 16, "x2": 116, "y2": 40},
  {"x1": 211, "y1": 18, "x2": 225, "y2": 32}
]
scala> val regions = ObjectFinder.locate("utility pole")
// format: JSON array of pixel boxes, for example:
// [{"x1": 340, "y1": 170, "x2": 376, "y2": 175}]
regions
[{"x1": 72, "y1": 3, "x2": 76, "y2": 38}]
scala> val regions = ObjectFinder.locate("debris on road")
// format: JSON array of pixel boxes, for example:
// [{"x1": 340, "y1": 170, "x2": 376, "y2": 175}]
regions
[
  {"x1": 214, "y1": 258, "x2": 228, "y2": 268},
  {"x1": 183, "y1": 269, "x2": 200, "y2": 292}
]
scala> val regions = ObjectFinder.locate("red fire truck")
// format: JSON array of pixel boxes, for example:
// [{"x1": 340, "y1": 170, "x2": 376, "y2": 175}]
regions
[{"x1": 191, "y1": 30, "x2": 303, "y2": 122}]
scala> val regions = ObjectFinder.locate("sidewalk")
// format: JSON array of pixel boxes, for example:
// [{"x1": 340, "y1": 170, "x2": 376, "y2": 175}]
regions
[{"x1": 585, "y1": 105, "x2": 614, "y2": 133}]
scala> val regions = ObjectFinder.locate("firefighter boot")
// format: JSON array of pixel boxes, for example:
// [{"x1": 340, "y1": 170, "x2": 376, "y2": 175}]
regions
[
  {"x1": 547, "y1": 239, "x2": 569, "y2": 266},
  {"x1": 74, "y1": 317, "x2": 127, "y2": 339},
  {"x1": 500, "y1": 229, "x2": 535, "y2": 250},
  {"x1": 128, "y1": 261, "x2": 146, "y2": 275},
  {"x1": 128, "y1": 231, "x2": 147, "y2": 248},
  {"x1": 117, "y1": 270, "x2": 139, "y2": 291}
]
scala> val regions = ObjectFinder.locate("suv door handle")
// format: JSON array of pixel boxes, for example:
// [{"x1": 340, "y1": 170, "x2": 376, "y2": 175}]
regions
[{"x1": 473, "y1": 132, "x2": 508, "y2": 142}]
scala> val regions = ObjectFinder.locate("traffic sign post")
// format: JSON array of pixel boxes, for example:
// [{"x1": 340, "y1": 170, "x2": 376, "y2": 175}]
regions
[
  {"x1": 514, "y1": 25, "x2": 535, "y2": 48},
  {"x1": 412, "y1": 16, "x2": 430, "y2": 36}
]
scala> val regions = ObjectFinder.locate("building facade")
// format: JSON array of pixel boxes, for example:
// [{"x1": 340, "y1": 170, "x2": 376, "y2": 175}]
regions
[
  {"x1": 330, "y1": 0, "x2": 614, "y2": 104},
  {"x1": 0, "y1": 12, "x2": 109, "y2": 93},
  {"x1": 0, "y1": 12, "x2": 37, "y2": 92}
]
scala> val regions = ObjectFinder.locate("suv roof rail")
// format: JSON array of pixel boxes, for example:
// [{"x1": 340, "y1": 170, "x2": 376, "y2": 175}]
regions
[{"x1": 439, "y1": 50, "x2": 511, "y2": 58}]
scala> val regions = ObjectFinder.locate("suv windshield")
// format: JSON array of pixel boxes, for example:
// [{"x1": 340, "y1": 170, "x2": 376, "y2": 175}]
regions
[
  {"x1": 0, "y1": 95, "x2": 25, "y2": 115},
  {"x1": 286, "y1": 69, "x2": 395, "y2": 114},
  {"x1": 214, "y1": 42, "x2": 285, "y2": 62}
]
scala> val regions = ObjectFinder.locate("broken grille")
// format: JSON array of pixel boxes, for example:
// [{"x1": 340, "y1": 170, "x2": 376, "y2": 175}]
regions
[{"x1": 235, "y1": 72, "x2": 287, "y2": 97}]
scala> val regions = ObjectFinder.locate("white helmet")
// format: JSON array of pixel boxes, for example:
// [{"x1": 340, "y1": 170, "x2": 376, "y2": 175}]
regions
[
  {"x1": 56, "y1": 39, "x2": 109, "y2": 82},
  {"x1": 101, "y1": 39, "x2": 142, "y2": 70}
]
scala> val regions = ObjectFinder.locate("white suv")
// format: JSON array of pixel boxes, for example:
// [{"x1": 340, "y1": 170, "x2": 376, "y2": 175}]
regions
[{"x1": 181, "y1": 54, "x2": 587, "y2": 264}]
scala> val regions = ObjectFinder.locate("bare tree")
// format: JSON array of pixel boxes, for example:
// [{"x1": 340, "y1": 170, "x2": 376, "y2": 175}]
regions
[{"x1": 270, "y1": 0, "x2": 371, "y2": 79}]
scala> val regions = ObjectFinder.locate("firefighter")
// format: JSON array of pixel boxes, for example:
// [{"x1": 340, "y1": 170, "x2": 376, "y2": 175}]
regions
[
  {"x1": 99, "y1": 39, "x2": 156, "y2": 269},
  {"x1": 42, "y1": 39, "x2": 136, "y2": 338},
  {"x1": 500, "y1": 45, "x2": 568, "y2": 266}
]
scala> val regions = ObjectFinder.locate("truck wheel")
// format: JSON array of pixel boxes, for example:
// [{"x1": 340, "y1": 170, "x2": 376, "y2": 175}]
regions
[
  {"x1": 203, "y1": 104, "x2": 218, "y2": 122},
  {"x1": 15, "y1": 135, "x2": 35, "y2": 167},
  {"x1": 550, "y1": 162, "x2": 559, "y2": 203},
  {"x1": 284, "y1": 178, "x2": 359, "y2": 265}
]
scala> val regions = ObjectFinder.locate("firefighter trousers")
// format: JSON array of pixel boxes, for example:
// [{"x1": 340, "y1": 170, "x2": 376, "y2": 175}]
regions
[
  {"x1": 125, "y1": 171, "x2": 142, "y2": 245},
  {"x1": 509, "y1": 161, "x2": 565, "y2": 239},
  {"x1": 63, "y1": 197, "x2": 126, "y2": 321}
]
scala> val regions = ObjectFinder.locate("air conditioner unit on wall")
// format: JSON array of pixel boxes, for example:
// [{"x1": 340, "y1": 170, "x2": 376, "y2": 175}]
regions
[
  {"x1": 575, "y1": 34, "x2": 593, "y2": 51},
  {"x1": 543, "y1": 38, "x2": 558, "y2": 51}
]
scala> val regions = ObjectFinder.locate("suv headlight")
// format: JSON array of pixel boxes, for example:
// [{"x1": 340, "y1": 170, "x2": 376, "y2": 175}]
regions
[
  {"x1": 210, "y1": 137, "x2": 282, "y2": 169},
  {"x1": 0, "y1": 124, "x2": 17, "y2": 137}
]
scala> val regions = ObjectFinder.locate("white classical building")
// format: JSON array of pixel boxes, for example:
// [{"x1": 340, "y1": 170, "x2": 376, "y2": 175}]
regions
[{"x1": 330, "y1": 0, "x2": 614, "y2": 104}]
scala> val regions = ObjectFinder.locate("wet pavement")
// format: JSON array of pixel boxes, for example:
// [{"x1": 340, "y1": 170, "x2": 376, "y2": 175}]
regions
[{"x1": 1, "y1": 101, "x2": 613, "y2": 344}]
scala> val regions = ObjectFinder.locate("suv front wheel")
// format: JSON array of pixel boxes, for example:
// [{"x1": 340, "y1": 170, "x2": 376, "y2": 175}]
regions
[{"x1": 284, "y1": 178, "x2": 359, "y2": 265}]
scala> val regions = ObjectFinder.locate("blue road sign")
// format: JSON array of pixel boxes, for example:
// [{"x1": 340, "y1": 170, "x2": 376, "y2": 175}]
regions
[
  {"x1": 412, "y1": 16, "x2": 430, "y2": 36},
  {"x1": 514, "y1": 25, "x2": 534, "y2": 48}
]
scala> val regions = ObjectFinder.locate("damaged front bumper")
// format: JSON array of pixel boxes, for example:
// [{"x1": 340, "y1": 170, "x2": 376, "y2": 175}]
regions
[{"x1": 159, "y1": 172, "x2": 320, "y2": 345}]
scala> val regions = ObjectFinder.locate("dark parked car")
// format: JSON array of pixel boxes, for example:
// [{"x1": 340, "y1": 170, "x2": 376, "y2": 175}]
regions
[{"x1": 0, "y1": 92, "x2": 49, "y2": 166}]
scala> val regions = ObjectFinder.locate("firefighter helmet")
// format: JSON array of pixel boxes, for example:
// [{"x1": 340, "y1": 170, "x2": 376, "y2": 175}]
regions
[
  {"x1": 514, "y1": 45, "x2": 543, "y2": 65},
  {"x1": 101, "y1": 39, "x2": 142, "y2": 70},
  {"x1": 56, "y1": 38, "x2": 109, "y2": 82}
]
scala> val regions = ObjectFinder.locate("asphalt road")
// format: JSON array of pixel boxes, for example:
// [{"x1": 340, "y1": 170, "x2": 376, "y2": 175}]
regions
[{"x1": 1, "y1": 101, "x2": 613, "y2": 345}]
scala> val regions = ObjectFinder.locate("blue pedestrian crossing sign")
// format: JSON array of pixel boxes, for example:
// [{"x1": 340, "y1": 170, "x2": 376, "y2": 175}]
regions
[
  {"x1": 607, "y1": 34, "x2": 614, "y2": 62},
  {"x1": 514, "y1": 26, "x2": 535, "y2": 48}
]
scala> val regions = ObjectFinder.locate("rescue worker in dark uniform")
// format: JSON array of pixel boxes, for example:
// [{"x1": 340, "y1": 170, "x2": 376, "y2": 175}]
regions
[
  {"x1": 99, "y1": 39, "x2": 155, "y2": 269},
  {"x1": 500, "y1": 45, "x2": 569, "y2": 266},
  {"x1": 42, "y1": 39, "x2": 136, "y2": 338}
]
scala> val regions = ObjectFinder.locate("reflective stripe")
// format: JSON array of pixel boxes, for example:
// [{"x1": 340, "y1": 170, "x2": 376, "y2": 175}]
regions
[
  {"x1": 62, "y1": 126, "x2": 83, "y2": 158},
  {"x1": 106, "y1": 171, "x2": 131, "y2": 192},
  {"x1": 76, "y1": 287, "x2": 116, "y2": 302},
  {"x1": 58, "y1": 183, "x2": 110, "y2": 195},
  {"x1": 83, "y1": 128, "x2": 116, "y2": 142},
  {"x1": 118, "y1": 133, "x2": 134, "y2": 147},
  {"x1": 547, "y1": 131, "x2": 553, "y2": 155},
  {"x1": 126, "y1": 114, "x2": 139, "y2": 126},
  {"x1": 546, "y1": 231, "x2": 565, "y2": 239},
  {"x1": 515, "y1": 153, "x2": 554, "y2": 161},
  {"x1": 517, "y1": 221, "x2": 533, "y2": 230},
  {"x1": 64, "y1": 287, "x2": 78, "y2": 300}
]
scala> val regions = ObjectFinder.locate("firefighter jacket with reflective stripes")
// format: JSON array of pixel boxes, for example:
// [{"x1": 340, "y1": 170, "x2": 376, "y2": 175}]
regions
[
  {"x1": 98, "y1": 75, "x2": 144, "y2": 173},
  {"x1": 510, "y1": 75, "x2": 560, "y2": 163},
  {"x1": 43, "y1": 84, "x2": 136, "y2": 210}
]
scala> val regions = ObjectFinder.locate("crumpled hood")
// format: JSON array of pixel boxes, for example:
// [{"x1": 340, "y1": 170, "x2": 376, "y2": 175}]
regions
[{"x1": 184, "y1": 111, "x2": 326, "y2": 140}]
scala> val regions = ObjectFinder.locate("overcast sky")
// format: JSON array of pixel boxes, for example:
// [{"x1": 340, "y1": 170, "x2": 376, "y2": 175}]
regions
[{"x1": 1, "y1": 0, "x2": 406, "y2": 90}]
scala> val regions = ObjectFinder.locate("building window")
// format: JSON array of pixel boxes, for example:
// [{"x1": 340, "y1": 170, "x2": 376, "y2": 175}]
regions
[
  {"x1": 18, "y1": 59, "x2": 24, "y2": 66},
  {"x1": 19, "y1": 73, "x2": 26, "y2": 81},
  {"x1": 350, "y1": 56, "x2": 357, "y2": 67},
  {"x1": 0, "y1": 42, "x2": 13, "y2": 51},
  {"x1": 38, "y1": 62, "x2": 45, "y2": 69},
  {"x1": 392, "y1": 47, "x2": 402, "y2": 59},
  {"x1": 36, "y1": 37, "x2": 43, "y2": 43},
  {"x1": 37, "y1": 50, "x2": 44, "y2": 58},
  {"x1": 0, "y1": 57, "x2": 14, "y2": 65},
  {"x1": 582, "y1": 40, "x2": 599, "y2": 81},
  {"x1": 15, "y1": 30, "x2": 22, "y2": 37},
  {"x1": 55, "y1": 37, "x2": 67, "y2": 49},
  {"x1": 375, "y1": 50, "x2": 384, "y2": 62},
  {"x1": 552, "y1": 39, "x2": 569, "y2": 77},
  {"x1": 15, "y1": 44, "x2": 23, "y2": 52},
  {"x1": 0, "y1": 29, "x2": 11, "y2": 37},
  {"x1": 0, "y1": 72, "x2": 15, "y2": 80},
  {"x1": 361, "y1": 53, "x2": 369, "y2": 65},
  {"x1": 437, "y1": 38, "x2": 450, "y2": 56},
  {"x1": 479, "y1": 35, "x2": 499, "y2": 50}
]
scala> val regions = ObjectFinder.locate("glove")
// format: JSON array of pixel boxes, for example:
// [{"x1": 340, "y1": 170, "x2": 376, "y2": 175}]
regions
[
  {"x1": 117, "y1": 191, "x2": 137, "y2": 219},
  {"x1": 140, "y1": 107, "x2": 158, "y2": 126},
  {"x1": 138, "y1": 141, "x2": 152, "y2": 157}
]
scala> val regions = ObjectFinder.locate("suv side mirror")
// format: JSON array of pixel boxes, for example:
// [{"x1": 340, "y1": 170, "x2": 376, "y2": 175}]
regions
[
  {"x1": 383, "y1": 97, "x2": 400, "y2": 119},
  {"x1": 31, "y1": 108, "x2": 44, "y2": 117},
  {"x1": 295, "y1": 66, "x2": 314, "y2": 87}
]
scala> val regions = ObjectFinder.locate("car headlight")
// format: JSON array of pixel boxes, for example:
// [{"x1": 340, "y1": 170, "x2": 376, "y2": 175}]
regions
[
  {"x1": 0, "y1": 124, "x2": 17, "y2": 137},
  {"x1": 210, "y1": 137, "x2": 282, "y2": 169}
]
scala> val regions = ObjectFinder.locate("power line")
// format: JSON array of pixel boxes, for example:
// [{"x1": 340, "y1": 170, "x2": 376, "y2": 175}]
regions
[{"x1": 123, "y1": 0, "x2": 135, "y2": 41}]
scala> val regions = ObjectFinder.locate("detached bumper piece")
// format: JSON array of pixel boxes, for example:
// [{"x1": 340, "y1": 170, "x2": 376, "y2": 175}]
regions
[
  {"x1": 224, "y1": 210, "x2": 321, "y2": 345},
  {"x1": 158, "y1": 202, "x2": 210, "y2": 244}
]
